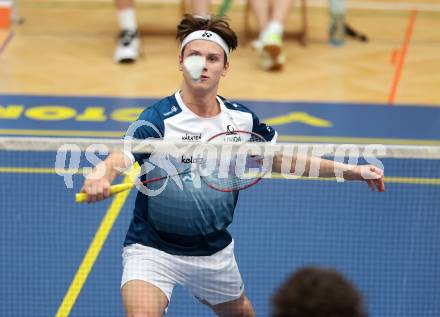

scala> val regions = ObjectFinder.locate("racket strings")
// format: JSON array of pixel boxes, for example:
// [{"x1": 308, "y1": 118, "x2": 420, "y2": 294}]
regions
[{"x1": 200, "y1": 131, "x2": 269, "y2": 192}]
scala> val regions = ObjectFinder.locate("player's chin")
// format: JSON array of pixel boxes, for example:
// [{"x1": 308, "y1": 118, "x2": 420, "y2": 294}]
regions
[{"x1": 191, "y1": 80, "x2": 213, "y2": 90}]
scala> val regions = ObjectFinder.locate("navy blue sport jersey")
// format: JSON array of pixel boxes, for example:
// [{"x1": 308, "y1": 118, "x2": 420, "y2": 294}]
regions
[{"x1": 123, "y1": 92, "x2": 277, "y2": 255}]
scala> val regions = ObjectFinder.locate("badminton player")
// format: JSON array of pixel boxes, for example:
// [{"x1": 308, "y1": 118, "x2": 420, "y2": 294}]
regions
[{"x1": 81, "y1": 15, "x2": 384, "y2": 317}]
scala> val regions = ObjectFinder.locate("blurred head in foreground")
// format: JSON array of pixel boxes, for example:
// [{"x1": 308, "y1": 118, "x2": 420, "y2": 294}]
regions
[{"x1": 272, "y1": 267, "x2": 368, "y2": 317}]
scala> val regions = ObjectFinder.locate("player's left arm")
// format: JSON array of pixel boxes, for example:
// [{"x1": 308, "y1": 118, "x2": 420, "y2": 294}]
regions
[
  {"x1": 249, "y1": 109, "x2": 384, "y2": 191},
  {"x1": 272, "y1": 154, "x2": 385, "y2": 192}
]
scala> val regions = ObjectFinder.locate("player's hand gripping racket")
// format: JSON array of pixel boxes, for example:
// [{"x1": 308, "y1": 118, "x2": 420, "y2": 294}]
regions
[
  {"x1": 75, "y1": 166, "x2": 193, "y2": 203},
  {"x1": 75, "y1": 130, "x2": 270, "y2": 203}
]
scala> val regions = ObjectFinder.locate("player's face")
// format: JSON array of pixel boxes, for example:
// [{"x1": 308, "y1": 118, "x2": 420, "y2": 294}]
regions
[{"x1": 179, "y1": 40, "x2": 229, "y2": 91}]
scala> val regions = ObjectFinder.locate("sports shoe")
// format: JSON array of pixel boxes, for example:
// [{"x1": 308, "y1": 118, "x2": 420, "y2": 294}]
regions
[
  {"x1": 114, "y1": 29, "x2": 140, "y2": 63},
  {"x1": 259, "y1": 32, "x2": 285, "y2": 71},
  {"x1": 328, "y1": 14, "x2": 345, "y2": 46}
]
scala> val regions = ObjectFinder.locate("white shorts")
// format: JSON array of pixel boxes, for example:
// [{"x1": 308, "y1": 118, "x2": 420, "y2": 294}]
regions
[{"x1": 121, "y1": 241, "x2": 244, "y2": 306}]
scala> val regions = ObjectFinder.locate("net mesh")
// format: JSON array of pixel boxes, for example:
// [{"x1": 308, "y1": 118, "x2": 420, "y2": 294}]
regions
[{"x1": 1, "y1": 137, "x2": 439, "y2": 317}]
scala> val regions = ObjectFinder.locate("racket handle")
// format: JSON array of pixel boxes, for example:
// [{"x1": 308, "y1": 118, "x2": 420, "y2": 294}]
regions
[{"x1": 75, "y1": 183, "x2": 135, "y2": 203}]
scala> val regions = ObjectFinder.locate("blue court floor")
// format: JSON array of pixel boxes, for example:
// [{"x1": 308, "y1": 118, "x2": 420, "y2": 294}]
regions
[{"x1": 1, "y1": 95, "x2": 439, "y2": 316}]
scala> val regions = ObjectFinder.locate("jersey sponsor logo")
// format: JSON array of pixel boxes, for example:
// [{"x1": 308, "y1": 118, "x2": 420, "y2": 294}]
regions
[
  {"x1": 181, "y1": 155, "x2": 204, "y2": 164},
  {"x1": 225, "y1": 134, "x2": 242, "y2": 142},
  {"x1": 182, "y1": 132, "x2": 202, "y2": 141},
  {"x1": 226, "y1": 125, "x2": 235, "y2": 135},
  {"x1": 224, "y1": 125, "x2": 242, "y2": 142}
]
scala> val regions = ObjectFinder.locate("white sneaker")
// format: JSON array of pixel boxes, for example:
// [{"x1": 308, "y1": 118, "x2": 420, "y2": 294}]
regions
[
  {"x1": 114, "y1": 29, "x2": 140, "y2": 63},
  {"x1": 259, "y1": 32, "x2": 285, "y2": 71},
  {"x1": 252, "y1": 38, "x2": 263, "y2": 50}
]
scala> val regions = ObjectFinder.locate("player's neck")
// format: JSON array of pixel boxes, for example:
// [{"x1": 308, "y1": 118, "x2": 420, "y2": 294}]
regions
[{"x1": 180, "y1": 86, "x2": 220, "y2": 118}]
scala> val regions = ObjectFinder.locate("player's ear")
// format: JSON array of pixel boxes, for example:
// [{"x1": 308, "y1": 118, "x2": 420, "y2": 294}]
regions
[
  {"x1": 179, "y1": 54, "x2": 183, "y2": 71},
  {"x1": 222, "y1": 61, "x2": 229, "y2": 77}
]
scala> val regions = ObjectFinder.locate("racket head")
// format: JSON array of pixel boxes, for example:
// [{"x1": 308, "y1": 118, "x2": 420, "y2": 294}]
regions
[{"x1": 199, "y1": 130, "x2": 271, "y2": 192}]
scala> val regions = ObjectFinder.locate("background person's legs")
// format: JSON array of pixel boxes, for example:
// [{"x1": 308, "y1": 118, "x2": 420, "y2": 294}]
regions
[
  {"x1": 191, "y1": 0, "x2": 210, "y2": 18},
  {"x1": 328, "y1": 0, "x2": 346, "y2": 45},
  {"x1": 114, "y1": 0, "x2": 140, "y2": 63},
  {"x1": 249, "y1": 0, "x2": 292, "y2": 71},
  {"x1": 248, "y1": 0, "x2": 270, "y2": 32},
  {"x1": 114, "y1": 0, "x2": 210, "y2": 63},
  {"x1": 116, "y1": 0, "x2": 134, "y2": 11},
  {"x1": 271, "y1": 0, "x2": 292, "y2": 26}
]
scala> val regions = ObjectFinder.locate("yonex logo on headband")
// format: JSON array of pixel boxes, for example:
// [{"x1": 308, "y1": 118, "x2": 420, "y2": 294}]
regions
[{"x1": 180, "y1": 30, "x2": 230, "y2": 60}]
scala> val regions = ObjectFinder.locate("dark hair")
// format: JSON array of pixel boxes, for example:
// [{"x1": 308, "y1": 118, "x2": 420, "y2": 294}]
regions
[
  {"x1": 272, "y1": 267, "x2": 368, "y2": 317},
  {"x1": 176, "y1": 14, "x2": 238, "y2": 62}
]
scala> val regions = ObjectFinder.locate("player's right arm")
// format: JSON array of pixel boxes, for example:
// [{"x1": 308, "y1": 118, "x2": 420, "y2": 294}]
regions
[
  {"x1": 80, "y1": 104, "x2": 165, "y2": 203},
  {"x1": 80, "y1": 150, "x2": 132, "y2": 203}
]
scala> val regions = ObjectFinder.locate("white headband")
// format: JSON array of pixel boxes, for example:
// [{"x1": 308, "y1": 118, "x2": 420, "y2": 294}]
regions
[{"x1": 180, "y1": 30, "x2": 230, "y2": 60}]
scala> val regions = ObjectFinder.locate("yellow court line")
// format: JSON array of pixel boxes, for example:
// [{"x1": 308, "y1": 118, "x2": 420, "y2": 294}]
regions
[
  {"x1": 385, "y1": 176, "x2": 440, "y2": 185},
  {"x1": 0, "y1": 129, "x2": 439, "y2": 145},
  {"x1": 1, "y1": 167, "x2": 440, "y2": 186},
  {"x1": 0, "y1": 167, "x2": 86, "y2": 174},
  {"x1": 55, "y1": 174, "x2": 133, "y2": 317},
  {"x1": 0, "y1": 167, "x2": 59, "y2": 174},
  {"x1": 266, "y1": 173, "x2": 440, "y2": 185}
]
